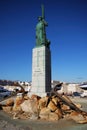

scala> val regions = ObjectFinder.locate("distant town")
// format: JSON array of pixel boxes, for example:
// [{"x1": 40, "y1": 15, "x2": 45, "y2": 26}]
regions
[{"x1": 0, "y1": 79, "x2": 87, "y2": 98}]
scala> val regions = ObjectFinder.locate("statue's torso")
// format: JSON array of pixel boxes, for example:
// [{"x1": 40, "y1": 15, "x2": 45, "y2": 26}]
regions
[{"x1": 36, "y1": 21, "x2": 46, "y2": 45}]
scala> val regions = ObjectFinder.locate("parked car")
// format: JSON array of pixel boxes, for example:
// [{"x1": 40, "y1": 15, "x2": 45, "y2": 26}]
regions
[
  {"x1": 73, "y1": 92, "x2": 81, "y2": 96},
  {"x1": 80, "y1": 91, "x2": 87, "y2": 98},
  {"x1": 0, "y1": 86, "x2": 4, "y2": 92},
  {"x1": 0, "y1": 91, "x2": 11, "y2": 98},
  {"x1": 0, "y1": 87, "x2": 11, "y2": 99}
]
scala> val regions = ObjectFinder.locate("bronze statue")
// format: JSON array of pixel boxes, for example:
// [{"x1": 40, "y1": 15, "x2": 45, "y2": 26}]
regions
[{"x1": 36, "y1": 5, "x2": 50, "y2": 48}]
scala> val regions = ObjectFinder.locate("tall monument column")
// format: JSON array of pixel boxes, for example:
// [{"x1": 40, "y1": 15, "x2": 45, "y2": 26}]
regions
[{"x1": 31, "y1": 5, "x2": 51, "y2": 96}]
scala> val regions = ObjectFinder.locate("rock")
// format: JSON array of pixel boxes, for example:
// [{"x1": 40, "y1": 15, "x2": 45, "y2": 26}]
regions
[
  {"x1": 2, "y1": 106, "x2": 12, "y2": 113},
  {"x1": 24, "y1": 95, "x2": 30, "y2": 100},
  {"x1": 6, "y1": 98, "x2": 14, "y2": 106},
  {"x1": 51, "y1": 96, "x2": 60, "y2": 105},
  {"x1": 61, "y1": 104, "x2": 70, "y2": 111},
  {"x1": 47, "y1": 100, "x2": 57, "y2": 112},
  {"x1": 69, "y1": 111, "x2": 86, "y2": 123},
  {"x1": 13, "y1": 104, "x2": 22, "y2": 112},
  {"x1": 77, "y1": 119, "x2": 87, "y2": 124},
  {"x1": 55, "y1": 108, "x2": 63, "y2": 119},
  {"x1": 13, "y1": 96, "x2": 23, "y2": 112},
  {"x1": 31, "y1": 94, "x2": 41, "y2": 100},
  {"x1": 39, "y1": 107, "x2": 50, "y2": 120},
  {"x1": 39, "y1": 107, "x2": 60, "y2": 121},
  {"x1": 15, "y1": 96, "x2": 24, "y2": 106},
  {"x1": 49, "y1": 112, "x2": 59, "y2": 121},
  {"x1": 21, "y1": 98, "x2": 38, "y2": 113},
  {"x1": 13, "y1": 111, "x2": 21, "y2": 119},
  {"x1": 13, "y1": 112, "x2": 31, "y2": 119},
  {"x1": 30, "y1": 114, "x2": 38, "y2": 120},
  {"x1": 21, "y1": 100, "x2": 33, "y2": 113},
  {"x1": 39, "y1": 96, "x2": 48, "y2": 109}
]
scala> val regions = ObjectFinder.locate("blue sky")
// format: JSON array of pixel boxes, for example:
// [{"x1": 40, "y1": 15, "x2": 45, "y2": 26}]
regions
[{"x1": 0, "y1": 0, "x2": 87, "y2": 83}]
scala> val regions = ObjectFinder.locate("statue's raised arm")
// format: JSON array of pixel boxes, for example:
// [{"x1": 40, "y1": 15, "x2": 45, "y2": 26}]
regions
[
  {"x1": 36, "y1": 5, "x2": 50, "y2": 48},
  {"x1": 42, "y1": 4, "x2": 45, "y2": 19}
]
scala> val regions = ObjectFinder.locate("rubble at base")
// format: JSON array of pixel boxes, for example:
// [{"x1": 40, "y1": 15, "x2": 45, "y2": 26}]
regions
[{"x1": 0, "y1": 92, "x2": 87, "y2": 124}]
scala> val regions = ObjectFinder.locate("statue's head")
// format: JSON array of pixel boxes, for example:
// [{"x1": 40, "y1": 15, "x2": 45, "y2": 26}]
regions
[{"x1": 38, "y1": 16, "x2": 42, "y2": 21}]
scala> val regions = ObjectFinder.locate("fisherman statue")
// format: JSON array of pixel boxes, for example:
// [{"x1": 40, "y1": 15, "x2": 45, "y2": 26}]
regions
[{"x1": 36, "y1": 5, "x2": 50, "y2": 48}]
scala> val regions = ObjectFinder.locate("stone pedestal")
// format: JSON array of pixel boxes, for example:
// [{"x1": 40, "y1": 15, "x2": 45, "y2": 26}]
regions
[{"x1": 31, "y1": 46, "x2": 51, "y2": 97}]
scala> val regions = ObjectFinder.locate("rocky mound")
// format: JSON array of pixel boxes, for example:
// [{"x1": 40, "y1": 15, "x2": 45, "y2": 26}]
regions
[{"x1": 0, "y1": 92, "x2": 87, "y2": 124}]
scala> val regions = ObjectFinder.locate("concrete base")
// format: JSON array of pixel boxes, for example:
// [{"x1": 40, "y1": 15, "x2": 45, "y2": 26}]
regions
[
  {"x1": 32, "y1": 46, "x2": 51, "y2": 94},
  {"x1": 27, "y1": 92, "x2": 48, "y2": 97}
]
